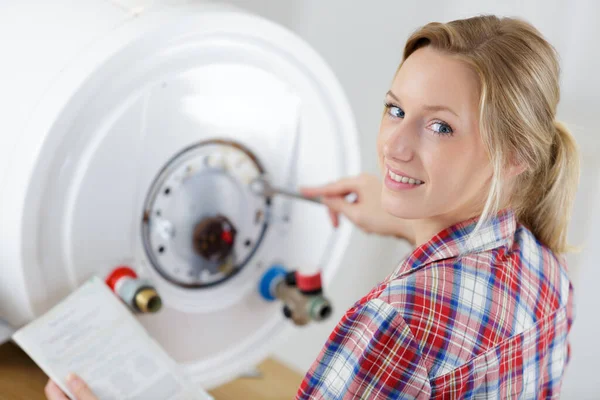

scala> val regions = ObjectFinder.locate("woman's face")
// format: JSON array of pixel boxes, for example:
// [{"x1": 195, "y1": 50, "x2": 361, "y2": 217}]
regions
[{"x1": 377, "y1": 46, "x2": 492, "y2": 223}]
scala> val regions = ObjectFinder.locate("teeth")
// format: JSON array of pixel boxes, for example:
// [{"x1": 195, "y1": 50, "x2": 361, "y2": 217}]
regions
[{"x1": 388, "y1": 170, "x2": 423, "y2": 185}]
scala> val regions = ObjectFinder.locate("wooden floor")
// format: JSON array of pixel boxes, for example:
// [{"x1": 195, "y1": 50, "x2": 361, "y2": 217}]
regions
[{"x1": 0, "y1": 342, "x2": 303, "y2": 400}]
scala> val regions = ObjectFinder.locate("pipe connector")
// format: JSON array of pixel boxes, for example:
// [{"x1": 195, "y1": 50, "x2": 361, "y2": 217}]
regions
[{"x1": 106, "y1": 266, "x2": 162, "y2": 313}]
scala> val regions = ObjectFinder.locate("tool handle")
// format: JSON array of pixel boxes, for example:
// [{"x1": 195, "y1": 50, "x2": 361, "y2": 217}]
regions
[{"x1": 273, "y1": 187, "x2": 322, "y2": 204}]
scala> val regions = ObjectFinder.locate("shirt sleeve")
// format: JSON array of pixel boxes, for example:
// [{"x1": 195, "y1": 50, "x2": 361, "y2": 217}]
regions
[{"x1": 296, "y1": 298, "x2": 431, "y2": 400}]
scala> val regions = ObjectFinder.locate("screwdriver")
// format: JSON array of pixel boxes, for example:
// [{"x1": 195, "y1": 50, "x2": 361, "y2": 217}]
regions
[{"x1": 249, "y1": 176, "x2": 357, "y2": 204}]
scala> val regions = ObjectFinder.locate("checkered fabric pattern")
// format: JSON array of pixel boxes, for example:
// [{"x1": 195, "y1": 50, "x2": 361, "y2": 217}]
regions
[{"x1": 297, "y1": 209, "x2": 574, "y2": 399}]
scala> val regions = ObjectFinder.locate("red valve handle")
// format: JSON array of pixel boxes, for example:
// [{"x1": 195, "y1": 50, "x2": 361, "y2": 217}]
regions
[
  {"x1": 295, "y1": 271, "x2": 322, "y2": 293},
  {"x1": 106, "y1": 266, "x2": 137, "y2": 291}
]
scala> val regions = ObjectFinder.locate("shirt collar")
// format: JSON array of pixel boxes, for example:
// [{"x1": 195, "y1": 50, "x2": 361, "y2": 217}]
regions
[{"x1": 393, "y1": 208, "x2": 517, "y2": 278}]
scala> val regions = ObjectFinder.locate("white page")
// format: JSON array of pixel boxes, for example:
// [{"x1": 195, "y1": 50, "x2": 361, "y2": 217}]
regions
[{"x1": 12, "y1": 276, "x2": 214, "y2": 400}]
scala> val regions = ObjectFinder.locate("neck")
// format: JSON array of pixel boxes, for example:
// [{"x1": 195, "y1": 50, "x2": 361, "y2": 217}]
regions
[{"x1": 411, "y1": 209, "x2": 482, "y2": 248}]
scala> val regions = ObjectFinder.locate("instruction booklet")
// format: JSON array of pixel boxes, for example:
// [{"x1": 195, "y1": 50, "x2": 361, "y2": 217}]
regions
[{"x1": 12, "y1": 276, "x2": 214, "y2": 400}]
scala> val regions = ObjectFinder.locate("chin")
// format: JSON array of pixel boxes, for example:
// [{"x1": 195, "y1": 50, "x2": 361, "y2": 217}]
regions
[{"x1": 381, "y1": 191, "x2": 421, "y2": 219}]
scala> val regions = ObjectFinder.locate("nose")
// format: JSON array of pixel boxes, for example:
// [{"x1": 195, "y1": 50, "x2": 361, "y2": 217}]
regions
[{"x1": 382, "y1": 123, "x2": 415, "y2": 163}]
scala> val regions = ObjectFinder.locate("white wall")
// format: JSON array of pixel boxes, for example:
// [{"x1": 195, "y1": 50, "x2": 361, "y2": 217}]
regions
[
  {"x1": 222, "y1": 0, "x2": 600, "y2": 397},
  {"x1": 560, "y1": 170, "x2": 600, "y2": 399}
]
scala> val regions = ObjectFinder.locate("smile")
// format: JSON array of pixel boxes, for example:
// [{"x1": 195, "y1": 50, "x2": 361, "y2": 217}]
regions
[{"x1": 387, "y1": 169, "x2": 424, "y2": 185}]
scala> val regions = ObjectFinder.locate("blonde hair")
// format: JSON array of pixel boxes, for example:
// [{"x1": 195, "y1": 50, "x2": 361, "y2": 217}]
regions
[{"x1": 396, "y1": 15, "x2": 580, "y2": 254}]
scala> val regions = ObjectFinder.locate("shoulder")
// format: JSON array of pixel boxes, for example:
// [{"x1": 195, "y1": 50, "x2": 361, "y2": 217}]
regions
[
  {"x1": 379, "y1": 260, "x2": 497, "y2": 378},
  {"x1": 298, "y1": 297, "x2": 433, "y2": 399},
  {"x1": 511, "y1": 222, "x2": 573, "y2": 321},
  {"x1": 378, "y1": 227, "x2": 572, "y2": 379},
  {"x1": 385, "y1": 221, "x2": 571, "y2": 325}
]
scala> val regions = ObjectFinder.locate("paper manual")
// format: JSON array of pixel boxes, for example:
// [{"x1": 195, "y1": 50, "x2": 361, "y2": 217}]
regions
[{"x1": 12, "y1": 276, "x2": 214, "y2": 400}]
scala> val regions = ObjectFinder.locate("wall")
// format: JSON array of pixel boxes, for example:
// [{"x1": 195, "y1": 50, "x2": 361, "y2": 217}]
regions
[{"x1": 220, "y1": 0, "x2": 600, "y2": 397}]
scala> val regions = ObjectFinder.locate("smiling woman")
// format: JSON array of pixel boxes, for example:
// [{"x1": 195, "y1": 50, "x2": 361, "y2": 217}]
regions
[{"x1": 298, "y1": 14, "x2": 579, "y2": 399}]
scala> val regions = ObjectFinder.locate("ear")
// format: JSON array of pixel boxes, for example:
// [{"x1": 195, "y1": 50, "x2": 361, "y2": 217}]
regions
[{"x1": 506, "y1": 156, "x2": 527, "y2": 179}]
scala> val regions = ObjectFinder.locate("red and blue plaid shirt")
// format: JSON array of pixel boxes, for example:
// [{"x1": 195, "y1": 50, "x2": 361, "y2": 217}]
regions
[{"x1": 297, "y1": 209, "x2": 574, "y2": 399}]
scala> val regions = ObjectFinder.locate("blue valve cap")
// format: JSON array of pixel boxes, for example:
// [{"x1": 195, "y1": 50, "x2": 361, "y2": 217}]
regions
[{"x1": 259, "y1": 265, "x2": 287, "y2": 301}]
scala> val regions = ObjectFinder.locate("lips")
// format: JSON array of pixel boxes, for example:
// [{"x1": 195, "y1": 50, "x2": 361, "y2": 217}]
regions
[{"x1": 386, "y1": 166, "x2": 424, "y2": 185}]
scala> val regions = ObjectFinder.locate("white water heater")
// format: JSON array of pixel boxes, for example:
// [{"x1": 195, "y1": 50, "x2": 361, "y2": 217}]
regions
[{"x1": 0, "y1": 0, "x2": 360, "y2": 390}]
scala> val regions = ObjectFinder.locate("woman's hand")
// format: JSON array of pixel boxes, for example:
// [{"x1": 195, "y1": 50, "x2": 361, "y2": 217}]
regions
[
  {"x1": 45, "y1": 374, "x2": 98, "y2": 400},
  {"x1": 300, "y1": 173, "x2": 414, "y2": 244}
]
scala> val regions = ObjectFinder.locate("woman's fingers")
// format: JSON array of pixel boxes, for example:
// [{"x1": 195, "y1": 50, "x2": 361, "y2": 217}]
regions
[
  {"x1": 321, "y1": 197, "x2": 363, "y2": 229},
  {"x1": 45, "y1": 380, "x2": 69, "y2": 400},
  {"x1": 66, "y1": 374, "x2": 98, "y2": 400},
  {"x1": 328, "y1": 208, "x2": 339, "y2": 228},
  {"x1": 301, "y1": 174, "x2": 384, "y2": 232},
  {"x1": 299, "y1": 177, "x2": 359, "y2": 197},
  {"x1": 44, "y1": 375, "x2": 99, "y2": 400},
  {"x1": 322, "y1": 196, "x2": 354, "y2": 215}
]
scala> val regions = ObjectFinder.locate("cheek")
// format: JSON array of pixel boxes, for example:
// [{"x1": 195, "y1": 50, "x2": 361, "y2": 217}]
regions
[
  {"x1": 425, "y1": 145, "x2": 490, "y2": 194},
  {"x1": 376, "y1": 123, "x2": 390, "y2": 165}
]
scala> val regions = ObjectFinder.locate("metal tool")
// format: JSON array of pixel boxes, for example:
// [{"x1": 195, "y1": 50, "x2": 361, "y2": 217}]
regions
[
  {"x1": 249, "y1": 176, "x2": 358, "y2": 205},
  {"x1": 250, "y1": 176, "x2": 323, "y2": 204}
]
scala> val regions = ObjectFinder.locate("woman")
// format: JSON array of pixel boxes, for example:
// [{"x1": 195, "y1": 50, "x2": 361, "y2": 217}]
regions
[{"x1": 46, "y1": 14, "x2": 578, "y2": 400}]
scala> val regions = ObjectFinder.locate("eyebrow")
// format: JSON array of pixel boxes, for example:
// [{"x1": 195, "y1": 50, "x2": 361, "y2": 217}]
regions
[{"x1": 386, "y1": 90, "x2": 459, "y2": 118}]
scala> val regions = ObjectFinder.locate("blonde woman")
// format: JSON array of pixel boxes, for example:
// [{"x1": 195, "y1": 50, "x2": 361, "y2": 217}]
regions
[
  {"x1": 296, "y1": 15, "x2": 578, "y2": 400},
  {"x1": 46, "y1": 14, "x2": 578, "y2": 400}
]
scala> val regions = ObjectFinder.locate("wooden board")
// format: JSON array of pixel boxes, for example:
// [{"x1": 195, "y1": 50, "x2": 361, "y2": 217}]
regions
[{"x1": 0, "y1": 342, "x2": 303, "y2": 400}]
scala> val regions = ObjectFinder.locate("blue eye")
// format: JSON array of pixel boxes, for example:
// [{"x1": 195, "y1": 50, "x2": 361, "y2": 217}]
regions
[
  {"x1": 385, "y1": 103, "x2": 405, "y2": 118},
  {"x1": 430, "y1": 121, "x2": 454, "y2": 136}
]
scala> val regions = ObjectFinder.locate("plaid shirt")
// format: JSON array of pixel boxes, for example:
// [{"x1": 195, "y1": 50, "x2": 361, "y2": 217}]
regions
[{"x1": 297, "y1": 209, "x2": 574, "y2": 399}]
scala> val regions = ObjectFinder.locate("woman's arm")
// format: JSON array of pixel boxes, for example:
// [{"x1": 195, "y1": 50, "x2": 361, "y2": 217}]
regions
[
  {"x1": 300, "y1": 173, "x2": 415, "y2": 244},
  {"x1": 296, "y1": 298, "x2": 431, "y2": 399}
]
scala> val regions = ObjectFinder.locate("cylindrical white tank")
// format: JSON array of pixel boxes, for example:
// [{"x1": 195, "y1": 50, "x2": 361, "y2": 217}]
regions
[{"x1": 0, "y1": 0, "x2": 360, "y2": 389}]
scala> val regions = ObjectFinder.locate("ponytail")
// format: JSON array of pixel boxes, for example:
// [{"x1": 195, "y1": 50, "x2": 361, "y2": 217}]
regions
[{"x1": 519, "y1": 121, "x2": 580, "y2": 253}]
